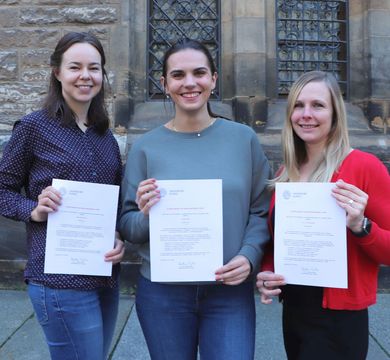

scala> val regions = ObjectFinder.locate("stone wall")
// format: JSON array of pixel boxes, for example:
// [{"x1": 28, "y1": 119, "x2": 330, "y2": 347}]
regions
[
  {"x1": 1, "y1": 1, "x2": 390, "y2": 135},
  {"x1": 364, "y1": 0, "x2": 390, "y2": 133},
  {"x1": 0, "y1": 1, "x2": 134, "y2": 286},
  {"x1": 1, "y1": 1, "x2": 390, "y2": 289},
  {"x1": 228, "y1": 0, "x2": 269, "y2": 130},
  {"x1": 0, "y1": 0, "x2": 130, "y2": 155},
  {"x1": 349, "y1": 0, "x2": 390, "y2": 133}
]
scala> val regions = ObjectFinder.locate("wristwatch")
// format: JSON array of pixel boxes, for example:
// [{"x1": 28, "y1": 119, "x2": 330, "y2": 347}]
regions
[{"x1": 351, "y1": 217, "x2": 372, "y2": 237}]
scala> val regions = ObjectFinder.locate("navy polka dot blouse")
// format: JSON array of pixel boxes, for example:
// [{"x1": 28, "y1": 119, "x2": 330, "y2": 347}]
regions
[{"x1": 0, "y1": 110, "x2": 122, "y2": 289}]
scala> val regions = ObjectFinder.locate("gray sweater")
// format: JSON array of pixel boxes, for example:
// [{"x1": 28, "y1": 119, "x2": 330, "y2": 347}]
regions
[{"x1": 119, "y1": 119, "x2": 271, "y2": 281}]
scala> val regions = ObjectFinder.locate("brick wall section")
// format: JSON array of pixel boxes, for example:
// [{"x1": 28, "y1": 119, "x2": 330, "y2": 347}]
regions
[{"x1": 0, "y1": 1, "x2": 129, "y2": 154}]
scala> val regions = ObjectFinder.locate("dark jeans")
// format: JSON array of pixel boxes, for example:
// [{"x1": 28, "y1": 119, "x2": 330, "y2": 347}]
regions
[{"x1": 136, "y1": 275, "x2": 256, "y2": 360}]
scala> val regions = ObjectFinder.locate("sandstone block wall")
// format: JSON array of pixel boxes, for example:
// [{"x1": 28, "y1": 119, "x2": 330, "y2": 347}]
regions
[{"x1": 0, "y1": 0, "x2": 130, "y2": 155}]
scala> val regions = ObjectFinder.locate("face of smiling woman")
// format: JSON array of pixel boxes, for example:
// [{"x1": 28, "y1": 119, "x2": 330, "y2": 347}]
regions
[
  {"x1": 290, "y1": 80, "x2": 334, "y2": 150},
  {"x1": 55, "y1": 42, "x2": 103, "y2": 113},
  {"x1": 162, "y1": 48, "x2": 217, "y2": 116}
]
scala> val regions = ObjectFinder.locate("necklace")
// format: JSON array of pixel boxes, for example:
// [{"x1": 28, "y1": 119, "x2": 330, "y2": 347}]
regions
[{"x1": 171, "y1": 117, "x2": 216, "y2": 137}]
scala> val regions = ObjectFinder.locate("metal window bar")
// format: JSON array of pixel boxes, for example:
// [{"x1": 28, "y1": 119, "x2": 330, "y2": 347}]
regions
[
  {"x1": 147, "y1": 0, "x2": 221, "y2": 100},
  {"x1": 276, "y1": 0, "x2": 349, "y2": 97}
]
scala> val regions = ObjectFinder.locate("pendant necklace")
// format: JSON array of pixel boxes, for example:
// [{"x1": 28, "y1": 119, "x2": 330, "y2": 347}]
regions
[{"x1": 171, "y1": 117, "x2": 216, "y2": 137}]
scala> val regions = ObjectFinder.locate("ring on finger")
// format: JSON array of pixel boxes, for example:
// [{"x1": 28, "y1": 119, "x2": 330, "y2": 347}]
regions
[
  {"x1": 348, "y1": 199, "x2": 354, "y2": 205},
  {"x1": 263, "y1": 280, "x2": 267, "y2": 288}
]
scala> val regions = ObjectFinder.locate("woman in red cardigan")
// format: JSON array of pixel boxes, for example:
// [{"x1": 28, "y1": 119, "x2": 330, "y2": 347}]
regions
[{"x1": 256, "y1": 71, "x2": 390, "y2": 360}]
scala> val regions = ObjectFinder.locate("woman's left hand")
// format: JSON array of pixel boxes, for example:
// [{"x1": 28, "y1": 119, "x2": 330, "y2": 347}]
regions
[
  {"x1": 104, "y1": 232, "x2": 125, "y2": 264},
  {"x1": 332, "y1": 179, "x2": 368, "y2": 233},
  {"x1": 214, "y1": 255, "x2": 251, "y2": 285}
]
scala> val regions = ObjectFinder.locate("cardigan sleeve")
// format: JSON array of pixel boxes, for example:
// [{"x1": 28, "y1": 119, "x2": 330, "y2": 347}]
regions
[
  {"x1": 349, "y1": 154, "x2": 390, "y2": 265},
  {"x1": 260, "y1": 192, "x2": 276, "y2": 272}
]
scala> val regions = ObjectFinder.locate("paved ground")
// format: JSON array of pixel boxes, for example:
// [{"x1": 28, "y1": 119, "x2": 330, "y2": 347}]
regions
[{"x1": 0, "y1": 290, "x2": 388, "y2": 359}]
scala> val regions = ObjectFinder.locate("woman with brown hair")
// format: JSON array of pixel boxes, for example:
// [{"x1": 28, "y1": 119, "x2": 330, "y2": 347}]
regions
[{"x1": 0, "y1": 32, "x2": 124, "y2": 360}]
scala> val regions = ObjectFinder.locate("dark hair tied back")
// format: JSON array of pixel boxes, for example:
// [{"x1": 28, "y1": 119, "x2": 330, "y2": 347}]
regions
[{"x1": 162, "y1": 38, "x2": 227, "y2": 119}]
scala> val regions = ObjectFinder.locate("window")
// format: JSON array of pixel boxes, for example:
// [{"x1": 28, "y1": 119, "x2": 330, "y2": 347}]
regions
[
  {"x1": 147, "y1": 0, "x2": 221, "y2": 99},
  {"x1": 276, "y1": 0, "x2": 348, "y2": 96}
]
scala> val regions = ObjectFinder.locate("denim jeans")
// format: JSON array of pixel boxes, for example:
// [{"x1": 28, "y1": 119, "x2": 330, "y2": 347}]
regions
[
  {"x1": 136, "y1": 275, "x2": 255, "y2": 360},
  {"x1": 27, "y1": 283, "x2": 119, "y2": 360}
]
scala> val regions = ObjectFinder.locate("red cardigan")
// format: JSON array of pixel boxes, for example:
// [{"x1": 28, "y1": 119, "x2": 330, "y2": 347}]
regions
[{"x1": 262, "y1": 149, "x2": 390, "y2": 310}]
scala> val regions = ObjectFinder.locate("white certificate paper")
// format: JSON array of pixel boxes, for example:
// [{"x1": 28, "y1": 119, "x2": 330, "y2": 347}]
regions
[
  {"x1": 44, "y1": 179, "x2": 119, "y2": 276},
  {"x1": 275, "y1": 183, "x2": 347, "y2": 288},
  {"x1": 149, "y1": 179, "x2": 223, "y2": 282}
]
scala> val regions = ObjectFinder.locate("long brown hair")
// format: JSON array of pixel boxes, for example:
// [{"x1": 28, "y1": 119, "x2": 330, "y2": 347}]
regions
[{"x1": 43, "y1": 32, "x2": 110, "y2": 135}]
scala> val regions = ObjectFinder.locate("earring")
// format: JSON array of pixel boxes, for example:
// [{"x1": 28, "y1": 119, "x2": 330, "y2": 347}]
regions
[
  {"x1": 211, "y1": 90, "x2": 214, "y2": 95},
  {"x1": 166, "y1": 94, "x2": 170, "y2": 99}
]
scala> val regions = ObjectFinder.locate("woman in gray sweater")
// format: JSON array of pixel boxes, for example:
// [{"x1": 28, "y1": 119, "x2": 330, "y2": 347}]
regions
[{"x1": 120, "y1": 39, "x2": 270, "y2": 360}]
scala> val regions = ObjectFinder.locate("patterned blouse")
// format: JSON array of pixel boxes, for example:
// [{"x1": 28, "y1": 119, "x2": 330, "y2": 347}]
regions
[{"x1": 0, "y1": 109, "x2": 122, "y2": 289}]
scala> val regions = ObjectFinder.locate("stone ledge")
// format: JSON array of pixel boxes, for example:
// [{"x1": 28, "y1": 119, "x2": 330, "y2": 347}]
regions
[
  {"x1": 19, "y1": 6, "x2": 118, "y2": 25},
  {"x1": 0, "y1": 260, "x2": 388, "y2": 293},
  {"x1": 0, "y1": 260, "x2": 141, "y2": 294}
]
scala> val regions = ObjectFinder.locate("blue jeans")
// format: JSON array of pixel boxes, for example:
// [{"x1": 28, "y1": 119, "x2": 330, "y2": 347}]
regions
[
  {"x1": 28, "y1": 283, "x2": 119, "y2": 360},
  {"x1": 136, "y1": 275, "x2": 255, "y2": 360}
]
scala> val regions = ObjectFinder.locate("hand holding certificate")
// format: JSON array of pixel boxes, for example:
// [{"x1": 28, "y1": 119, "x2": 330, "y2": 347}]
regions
[
  {"x1": 275, "y1": 182, "x2": 347, "y2": 288},
  {"x1": 44, "y1": 179, "x2": 119, "y2": 276},
  {"x1": 149, "y1": 179, "x2": 223, "y2": 282}
]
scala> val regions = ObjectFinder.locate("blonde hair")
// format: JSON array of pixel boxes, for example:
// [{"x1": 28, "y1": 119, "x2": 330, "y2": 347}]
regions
[{"x1": 271, "y1": 71, "x2": 350, "y2": 187}]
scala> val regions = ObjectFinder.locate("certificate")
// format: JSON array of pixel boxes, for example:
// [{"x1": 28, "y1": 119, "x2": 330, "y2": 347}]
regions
[
  {"x1": 44, "y1": 179, "x2": 119, "y2": 276},
  {"x1": 149, "y1": 179, "x2": 223, "y2": 282},
  {"x1": 275, "y1": 183, "x2": 347, "y2": 288}
]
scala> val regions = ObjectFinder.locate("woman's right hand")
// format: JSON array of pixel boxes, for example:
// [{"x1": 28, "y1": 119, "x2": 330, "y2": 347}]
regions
[
  {"x1": 136, "y1": 178, "x2": 161, "y2": 215},
  {"x1": 30, "y1": 186, "x2": 62, "y2": 222},
  {"x1": 256, "y1": 271, "x2": 286, "y2": 305}
]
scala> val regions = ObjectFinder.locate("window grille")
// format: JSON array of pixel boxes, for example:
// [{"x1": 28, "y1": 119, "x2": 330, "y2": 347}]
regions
[
  {"x1": 147, "y1": 0, "x2": 221, "y2": 100},
  {"x1": 276, "y1": 0, "x2": 348, "y2": 97}
]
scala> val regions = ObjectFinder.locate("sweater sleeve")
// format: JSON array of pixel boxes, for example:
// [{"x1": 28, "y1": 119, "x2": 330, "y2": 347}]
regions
[
  {"x1": 351, "y1": 155, "x2": 390, "y2": 265},
  {"x1": 119, "y1": 142, "x2": 150, "y2": 244},
  {"x1": 238, "y1": 133, "x2": 271, "y2": 272},
  {"x1": 0, "y1": 119, "x2": 37, "y2": 221}
]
